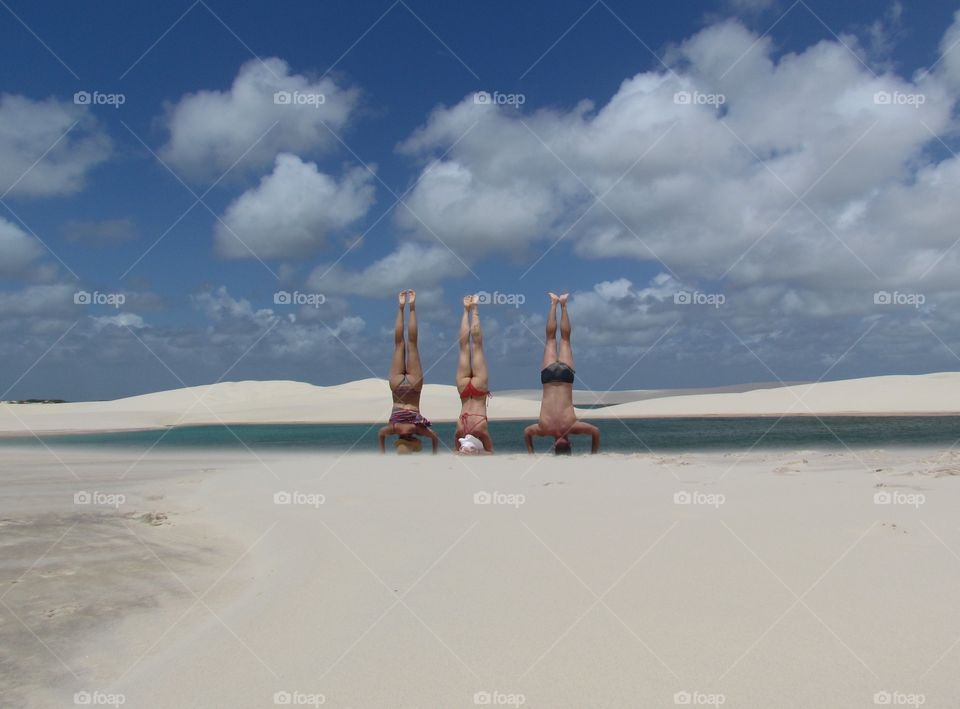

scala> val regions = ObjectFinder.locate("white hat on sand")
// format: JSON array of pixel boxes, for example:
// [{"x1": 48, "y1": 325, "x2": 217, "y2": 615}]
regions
[{"x1": 458, "y1": 434, "x2": 483, "y2": 454}]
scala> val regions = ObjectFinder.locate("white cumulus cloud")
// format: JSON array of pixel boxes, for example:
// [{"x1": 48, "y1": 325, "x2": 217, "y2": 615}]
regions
[
  {"x1": 0, "y1": 217, "x2": 45, "y2": 276},
  {"x1": 0, "y1": 94, "x2": 110, "y2": 198},
  {"x1": 309, "y1": 243, "x2": 467, "y2": 298},
  {"x1": 394, "y1": 16, "x2": 960, "y2": 301},
  {"x1": 214, "y1": 153, "x2": 375, "y2": 259},
  {"x1": 160, "y1": 58, "x2": 360, "y2": 180}
]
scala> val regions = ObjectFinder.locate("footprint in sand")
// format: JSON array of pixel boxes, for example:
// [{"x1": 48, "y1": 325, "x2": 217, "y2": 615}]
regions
[
  {"x1": 43, "y1": 603, "x2": 80, "y2": 619},
  {"x1": 125, "y1": 511, "x2": 170, "y2": 526},
  {"x1": 914, "y1": 466, "x2": 960, "y2": 478}
]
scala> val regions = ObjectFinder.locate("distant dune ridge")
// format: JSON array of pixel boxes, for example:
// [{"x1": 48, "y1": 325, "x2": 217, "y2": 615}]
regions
[{"x1": 1, "y1": 372, "x2": 959, "y2": 435}]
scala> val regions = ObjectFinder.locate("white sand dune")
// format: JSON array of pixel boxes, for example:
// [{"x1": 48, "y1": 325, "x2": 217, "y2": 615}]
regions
[
  {"x1": 1, "y1": 372, "x2": 958, "y2": 435},
  {"x1": 591, "y1": 372, "x2": 960, "y2": 418},
  {"x1": 0, "y1": 379, "x2": 543, "y2": 434}
]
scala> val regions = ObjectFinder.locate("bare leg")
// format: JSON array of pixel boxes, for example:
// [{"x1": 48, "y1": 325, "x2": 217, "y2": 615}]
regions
[
  {"x1": 558, "y1": 293, "x2": 574, "y2": 369},
  {"x1": 469, "y1": 296, "x2": 489, "y2": 390},
  {"x1": 541, "y1": 292, "x2": 559, "y2": 369},
  {"x1": 456, "y1": 296, "x2": 472, "y2": 389},
  {"x1": 406, "y1": 290, "x2": 423, "y2": 383},
  {"x1": 390, "y1": 292, "x2": 406, "y2": 387}
]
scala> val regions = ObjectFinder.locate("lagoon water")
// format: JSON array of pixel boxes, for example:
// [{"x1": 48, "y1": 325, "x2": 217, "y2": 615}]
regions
[{"x1": 3, "y1": 416, "x2": 960, "y2": 454}]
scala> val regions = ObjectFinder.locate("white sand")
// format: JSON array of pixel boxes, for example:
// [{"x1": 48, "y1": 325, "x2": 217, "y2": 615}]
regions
[
  {"x1": 3, "y1": 446, "x2": 960, "y2": 707},
  {"x1": 2, "y1": 372, "x2": 959, "y2": 436}
]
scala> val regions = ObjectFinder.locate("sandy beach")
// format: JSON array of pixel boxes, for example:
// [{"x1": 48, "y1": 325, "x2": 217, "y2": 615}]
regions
[{"x1": 3, "y1": 444, "x2": 960, "y2": 708}]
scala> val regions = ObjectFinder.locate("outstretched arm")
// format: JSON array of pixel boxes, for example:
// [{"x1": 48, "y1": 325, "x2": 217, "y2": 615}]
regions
[
  {"x1": 570, "y1": 422, "x2": 600, "y2": 453},
  {"x1": 479, "y1": 431, "x2": 494, "y2": 454},
  {"x1": 378, "y1": 425, "x2": 392, "y2": 453},
  {"x1": 425, "y1": 428, "x2": 439, "y2": 454},
  {"x1": 523, "y1": 424, "x2": 538, "y2": 454}
]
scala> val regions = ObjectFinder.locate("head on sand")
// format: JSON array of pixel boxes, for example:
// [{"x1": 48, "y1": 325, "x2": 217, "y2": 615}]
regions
[
  {"x1": 380, "y1": 289, "x2": 440, "y2": 454},
  {"x1": 554, "y1": 437, "x2": 572, "y2": 455},
  {"x1": 394, "y1": 434, "x2": 423, "y2": 454}
]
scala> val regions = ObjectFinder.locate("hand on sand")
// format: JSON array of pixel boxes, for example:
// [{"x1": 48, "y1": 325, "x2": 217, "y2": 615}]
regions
[{"x1": 398, "y1": 291, "x2": 407, "y2": 307}]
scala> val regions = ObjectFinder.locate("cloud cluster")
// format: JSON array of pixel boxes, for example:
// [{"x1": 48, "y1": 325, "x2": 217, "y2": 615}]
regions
[
  {"x1": 214, "y1": 154, "x2": 376, "y2": 259},
  {"x1": 0, "y1": 94, "x2": 110, "y2": 198},
  {"x1": 309, "y1": 243, "x2": 466, "y2": 297},
  {"x1": 160, "y1": 57, "x2": 360, "y2": 181},
  {"x1": 385, "y1": 15, "x2": 960, "y2": 305},
  {"x1": 0, "y1": 217, "x2": 45, "y2": 277}
]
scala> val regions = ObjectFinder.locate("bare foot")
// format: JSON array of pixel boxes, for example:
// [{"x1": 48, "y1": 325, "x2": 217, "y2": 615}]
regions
[
  {"x1": 463, "y1": 295, "x2": 473, "y2": 309},
  {"x1": 470, "y1": 294, "x2": 480, "y2": 308},
  {"x1": 407, "y1": 289, "x2": 416, "y2": 305},
  {"x1": 548, "y1": 292, "x2": 560, "y2": 306},
  {"x1": 398, "y1": 290, "x2": 407, "y2": 307},
  {"x1": 558, "y1": 293, "x2": 569, "y2": 306}
]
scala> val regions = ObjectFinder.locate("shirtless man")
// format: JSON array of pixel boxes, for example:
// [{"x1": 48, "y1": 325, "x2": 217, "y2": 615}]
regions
[
  {"x1": 523, "y1": 293, "x2": 600, "y2": 455},
  {"x1": 378, "y1": 289, "x2": 439, "y2": 454}
]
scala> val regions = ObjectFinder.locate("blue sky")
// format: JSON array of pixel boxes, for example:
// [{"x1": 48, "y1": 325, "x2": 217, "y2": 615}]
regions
[{"x1": 2, "y1": 0, "x2": 960, "y2": 400}]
